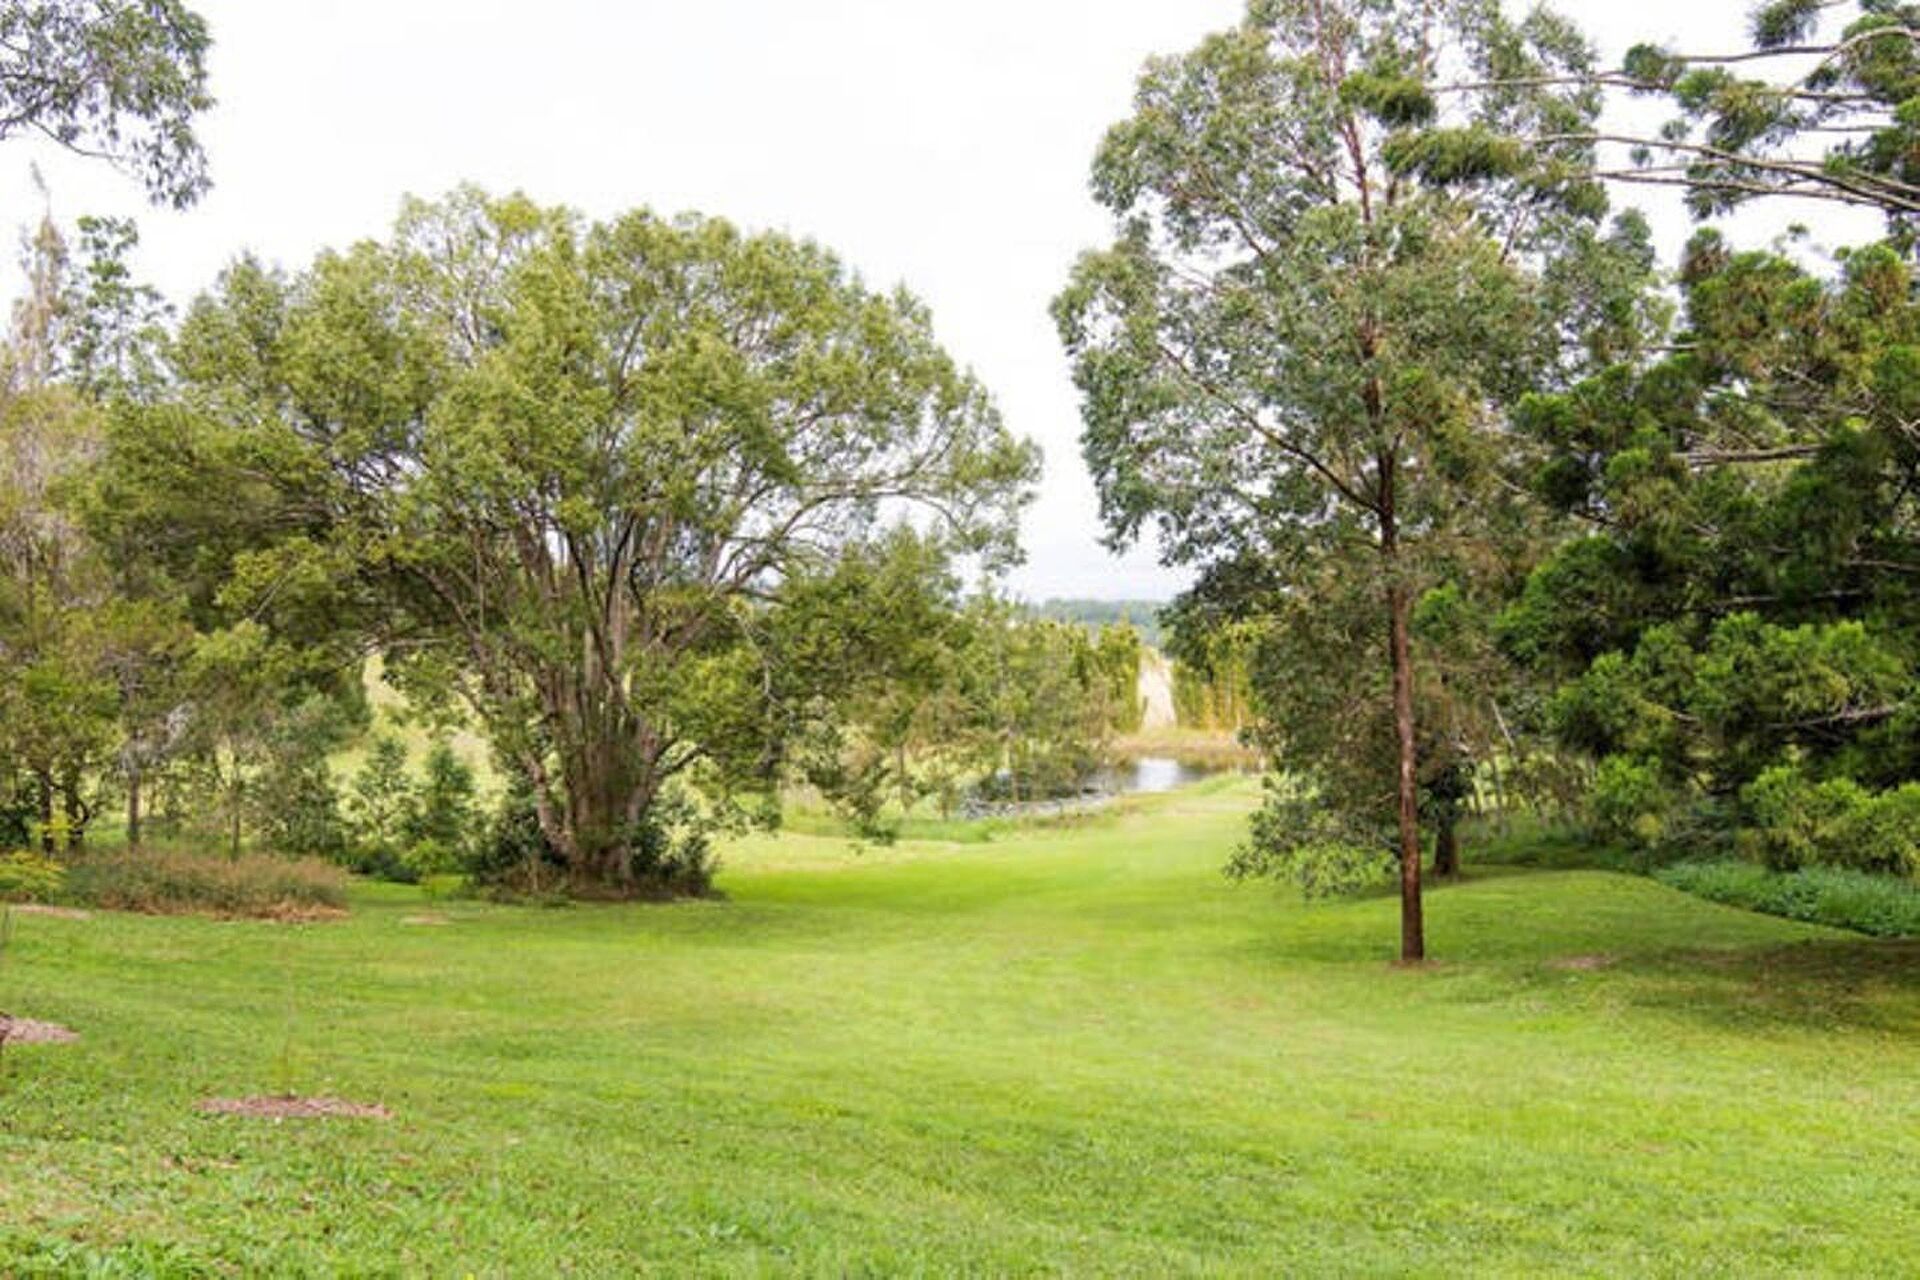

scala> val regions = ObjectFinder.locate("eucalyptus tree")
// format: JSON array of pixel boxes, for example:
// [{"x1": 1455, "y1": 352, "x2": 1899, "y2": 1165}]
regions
[
  {"x1": 109, "y1": 189, "x2": 1036, "y2": 893},
  {"x1": 0, "y1": 1, "x2": 213, "y2": 206},
  {"x1": 1054, "y1": 0, "x2": 1626, "y2": 961}
]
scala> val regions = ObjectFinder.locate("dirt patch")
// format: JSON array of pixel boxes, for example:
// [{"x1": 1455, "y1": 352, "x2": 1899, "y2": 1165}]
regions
[
  {"x1": 198, "y1": 1095, "x2": 392, "y2": 1120},
  {"x1": 1549, "y1": 953, "x2": 1616, "y2": 971},
  {"x1": 259, "y1": 904, "x2": 349, "y2": 925},
  {"x1": 0, "y1": 1016, "x2": 79, "y2": 1045},
  {"x1": 7, "y1": 904, "x2": 91, "y2": 921},
  {"x1": 400, "y1": 914, "x2": 452, "y2": 926}
]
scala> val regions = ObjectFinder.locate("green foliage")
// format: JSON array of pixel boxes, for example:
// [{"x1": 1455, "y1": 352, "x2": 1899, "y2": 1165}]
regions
[
  {"x1": 0, "y1": 1, "x2": 214, "y2": 206},
  {"x1": 1741, "y1": 765, "x2": 1920, "y2": 876},
  {"x1": 1057, "y1": 1, "x2": 1629, "y2": 954},
  {"x1": 1657, "y1": 860, "x2": 1920, "y2": 937},
  {"x1": 1511, "y1": 225, "x2": 1920, "y2": 858},
  {"x1": 1588, "y1": 756, "x2": 1676, "y2": 852},
  {"x1": 108, "y1": 187, "x2": 1036, "y2": 894},
  {"x1": 469, "y1": 771, "x2": 564, "y2": 890},
  {"x1": 961, "y1": 605, "x2": 1137, "y2": 805},
  {"x1": 60, "y1": 847, "x2": 347, "y2": 917},
  {"x1": 346, "y1": 736, "x2": 414, "y2": 877},
  {"x1": 1228, "y1": 775, "x2": 1395, "y2": 899},
  {"x1": 1029, "y1": 598, "x2": 1164, "y2": 649},
  {"x1": 0, "y1": 849, "x2": 65, "y2": 902},
  {"x1": 1167, "y1": 620, "x2": 1254, "y2": 732},
  {"x1": 1611, "y1": 3, "x2": 1920, "y2": 221},
  {"x1": 407, "y1": 739, "x2": 479, "y2": 873}
]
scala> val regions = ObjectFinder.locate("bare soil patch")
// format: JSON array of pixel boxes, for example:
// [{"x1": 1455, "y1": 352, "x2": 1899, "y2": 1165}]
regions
[
  {"x1": 1549, "y1": 954, "x2": 1616, "y2": 971},
  {"x1": 8, "y1": 905, "x2": 92, "y2": 921},
  {"x1": 400, "y1": 913, "x2": 452, "y2": 926},
  {"x1": 0, "y1": 1016, "x2": 79, "y2": 1044},
  {"x1": 198, "y1": 1095, "x2": 392, "y2": 1120}
]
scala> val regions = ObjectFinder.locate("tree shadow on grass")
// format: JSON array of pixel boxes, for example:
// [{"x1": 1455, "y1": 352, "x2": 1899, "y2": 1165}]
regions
[{"x1": 1609, "y1": 938, "x2": 1920, "y2": 1035}]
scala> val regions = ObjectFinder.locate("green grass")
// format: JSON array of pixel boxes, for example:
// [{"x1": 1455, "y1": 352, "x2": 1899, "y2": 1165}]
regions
[{"x1": 3, "y1": 779, "x2": 1917, "y2": 1274}]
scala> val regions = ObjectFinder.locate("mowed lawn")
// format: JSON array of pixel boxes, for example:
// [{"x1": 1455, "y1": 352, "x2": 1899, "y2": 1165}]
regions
[{"x1": 3, "y1": 778, "x2": 1917, "y2": 1276}]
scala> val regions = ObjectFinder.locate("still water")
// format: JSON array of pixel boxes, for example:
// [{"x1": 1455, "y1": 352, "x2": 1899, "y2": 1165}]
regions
[{"x1": 1088, "y1": 756, "x2": 1221, "y2": 795}]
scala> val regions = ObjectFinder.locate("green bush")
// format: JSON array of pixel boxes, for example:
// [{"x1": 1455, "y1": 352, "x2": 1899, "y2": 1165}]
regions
[
  {"x1": 1741, "y1": 765, "x2": 1920, "y2": 875},
  {"x1": 469, "y1": 775, "x2": 714, "y2": 898},
  {"x1": 470, "y1": 774, "x2": 566, "y2": 889},
  {"x1": 1589, "y1": 755, "x2": 1674, "y2": 850},
  {"x1": 0, "y1": 850, "x2": 66, "y2": 903},
  {"x1": 1656, "y1": 860, "x2": 1920, "y2": 938},
  {"x1": 61, "y1": 848, "x2": 348, "y2": 919},
  {"x1": 341, "y1": 736, "x2": 483, "y2": 883}
]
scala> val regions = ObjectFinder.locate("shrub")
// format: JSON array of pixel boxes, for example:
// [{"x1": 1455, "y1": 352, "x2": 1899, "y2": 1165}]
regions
[
  {"x1": 256, "y1": 756, "x2": 351, "y2": 862},
  {"x1": 1741, "y1": 765, "x2": 1920, "y2": 875},
  {"x1": 1656, "y1": 860, "x2": 1920, "y2": 938},
  {"x1": 61, "y1": 848, "x2": 348, "y2": 919},
  {"x1": 406, "y1": 741, "x2": 478, "y2": 866},
  {"x1": 1589, "y1": 755, "x2": 1675, "y2": 850},
  {"x1": 0, "y1": 850, "x2": 65, "y2": 903},
  {"x1": 470, "y1": 773, "x2": 565, "y2": 889},
  {"x1": 470, "y1": 774, "x2": 714, "y2": 898},
  {"x1": 341, "y1": 736, "x2": 483, "y2": 883}
]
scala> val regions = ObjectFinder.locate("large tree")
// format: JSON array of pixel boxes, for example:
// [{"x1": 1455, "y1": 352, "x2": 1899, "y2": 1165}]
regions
[
  {"x1": 1053, "y1": 0, "x2": 1630, "y2": 961},
  {"x1": 1, "y1": 0, "x2": 213, "y2": 206},
  {"x1": 108, "y1": 189, "x2": 1037, "y2": 893}
]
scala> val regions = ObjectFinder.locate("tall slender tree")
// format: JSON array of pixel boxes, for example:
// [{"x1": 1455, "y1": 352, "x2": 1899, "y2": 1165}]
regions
[{"x1": 1054, "y1": 0, "x2": 1622, "y2": 960}]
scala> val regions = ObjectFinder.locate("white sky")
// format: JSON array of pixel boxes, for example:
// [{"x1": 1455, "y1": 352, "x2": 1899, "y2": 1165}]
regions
[{"x1": 0, "y1": 0, "x2": 1877, "y2": 601}]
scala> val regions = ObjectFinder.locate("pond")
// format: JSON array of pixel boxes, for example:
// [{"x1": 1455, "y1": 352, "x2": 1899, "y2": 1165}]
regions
[
  {"x1": 961, "y1": 756, "x2": 1231, "y2": 818},
  {"x1": 1087, "y1": 756, "x2": 1223, "y2": 795}
]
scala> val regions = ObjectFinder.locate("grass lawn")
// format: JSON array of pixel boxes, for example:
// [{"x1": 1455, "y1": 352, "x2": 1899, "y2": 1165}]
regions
[{"x1": 3, "y1": 777, "x2": 1917, "y2": 1275}]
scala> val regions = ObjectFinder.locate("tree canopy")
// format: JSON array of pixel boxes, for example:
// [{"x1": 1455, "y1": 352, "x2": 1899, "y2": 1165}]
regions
[
  {"x1": 1, "y1": 1, "x2": 214, "y2": 206},
  {"x1": 98, "y1": 188, "x2": 1038, "y2": 891}
]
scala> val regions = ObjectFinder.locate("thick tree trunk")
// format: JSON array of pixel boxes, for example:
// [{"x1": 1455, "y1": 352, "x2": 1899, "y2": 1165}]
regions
[{"x1": 522, "y1": 729, "x2": 676, "y2": 896}]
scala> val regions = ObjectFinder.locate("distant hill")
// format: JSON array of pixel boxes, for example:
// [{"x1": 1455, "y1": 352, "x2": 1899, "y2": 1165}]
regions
[{"x1": 1029, "y1": 599, "x2": 1167, "y2": 649}]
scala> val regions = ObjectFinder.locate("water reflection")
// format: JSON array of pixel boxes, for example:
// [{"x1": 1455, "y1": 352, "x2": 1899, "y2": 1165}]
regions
[{"x1": 1089, "y1": 756, "x2": 1218, "y2": 795}]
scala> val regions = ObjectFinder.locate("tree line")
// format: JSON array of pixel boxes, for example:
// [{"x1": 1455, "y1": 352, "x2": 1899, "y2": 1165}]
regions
[{"x1": 8, "y1": 0, "x2": 1920, "y2": 961}]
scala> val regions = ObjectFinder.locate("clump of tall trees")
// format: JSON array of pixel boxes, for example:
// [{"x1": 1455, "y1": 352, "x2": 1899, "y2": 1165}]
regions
[
  {"x1": 1054, "y1": 0, "x2": 1650, "y2": 960},
  {"x1": 1061, "y1": 0, "x2": 1920, "y2": 958}
]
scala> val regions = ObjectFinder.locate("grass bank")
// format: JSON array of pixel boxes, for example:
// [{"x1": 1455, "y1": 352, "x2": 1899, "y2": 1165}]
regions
[{"x1": 2, "y1": 778, "x2": 1916, "y2": 1273}]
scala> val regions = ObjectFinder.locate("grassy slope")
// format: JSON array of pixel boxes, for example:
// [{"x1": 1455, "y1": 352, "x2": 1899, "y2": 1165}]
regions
[{"x1": 3, "y1": 777, "x2": 1917, "y2": 1276}]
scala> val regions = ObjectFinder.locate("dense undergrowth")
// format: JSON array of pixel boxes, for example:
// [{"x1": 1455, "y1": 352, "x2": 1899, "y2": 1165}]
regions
[
  {"x1": 22, "y1": 847, "x2": 347, "y2": 919},
  {"x1": 1468, "y1": 815, "x2": 1920, "y2": 938}
]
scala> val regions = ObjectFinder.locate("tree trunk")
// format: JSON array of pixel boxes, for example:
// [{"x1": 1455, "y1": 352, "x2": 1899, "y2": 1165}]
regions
[
  {"x1": 1387, "y1": 579, "x2": 1426, "y2": 963},
  {"x1": 34, "y1": 770, "x2": 53, "y2": 854},
  {"x1": 1434, "y1": 799, "x2": 1460, "y2": 878},
  {"x1": 60, "y1": 769, "x2": 88, "y2": 850},
  {"x1": 1380, "y1": 466, "x2": 1425, "y2": 965},
  {"x1": 126, "y1": 767, "x2": 143, "y2": 851},
  {"x1": 522, "y1": 731, "x2": 675, "y2": 896}
]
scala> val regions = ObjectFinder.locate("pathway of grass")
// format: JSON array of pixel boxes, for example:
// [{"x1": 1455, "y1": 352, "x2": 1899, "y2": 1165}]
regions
[{"x1": 2, "y1": 777, "x2": 1916, "y2": 1275}]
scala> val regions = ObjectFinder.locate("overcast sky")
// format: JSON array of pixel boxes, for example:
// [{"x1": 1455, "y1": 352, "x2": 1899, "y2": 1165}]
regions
[{"x1": 0, "y1": 1, "x2": 1874, "y2": 602}]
